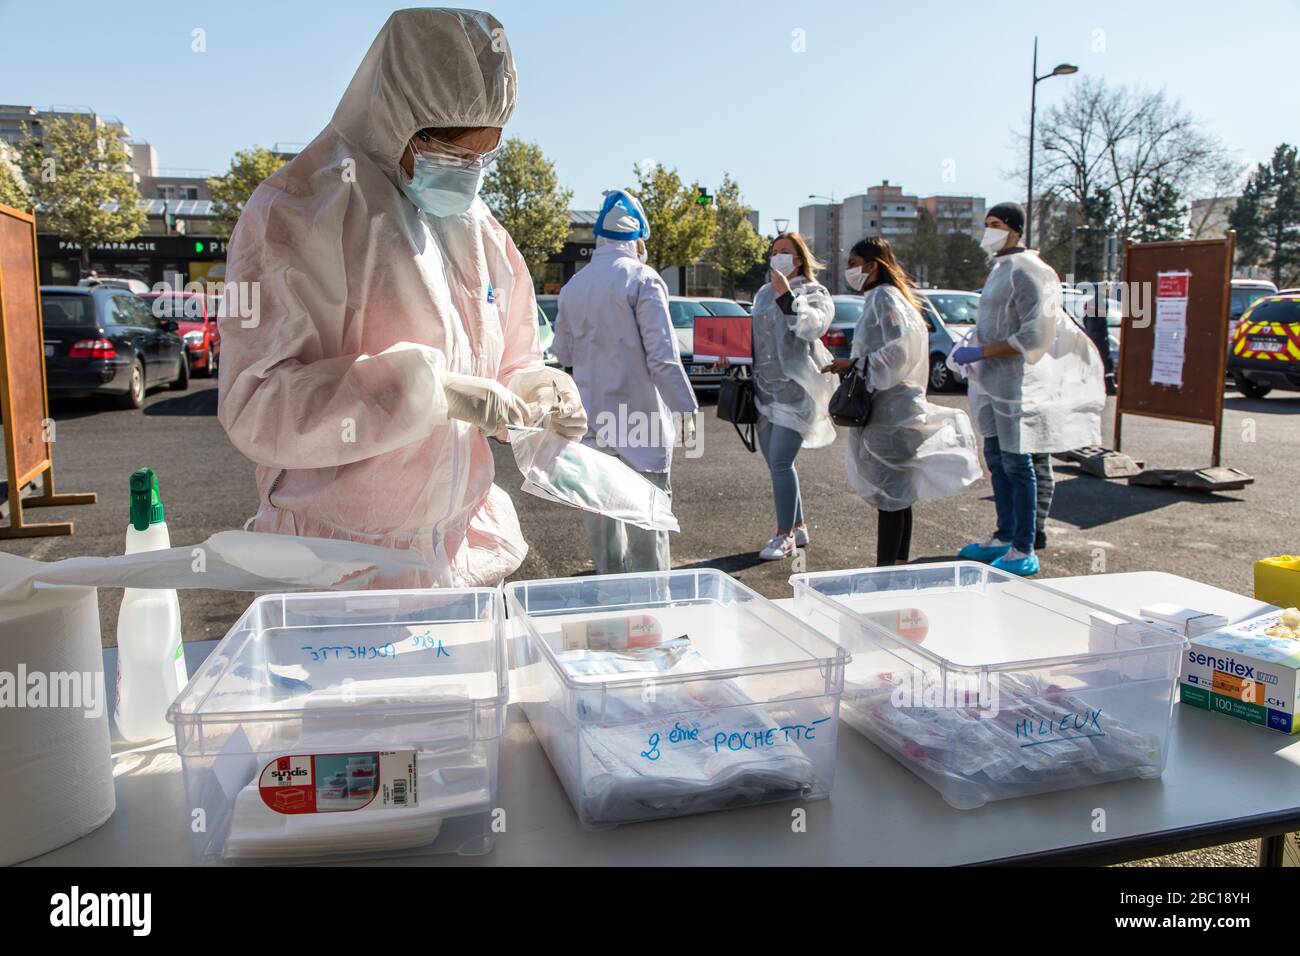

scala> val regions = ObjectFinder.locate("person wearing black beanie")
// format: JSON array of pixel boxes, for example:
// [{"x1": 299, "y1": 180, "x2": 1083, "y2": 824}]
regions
[
  {"x1": 986, "y1": 202, "x2": 1025, "y2": 237},
  {"x1": 948, "y1": 205, "x2": 1106, "y2": 577}
]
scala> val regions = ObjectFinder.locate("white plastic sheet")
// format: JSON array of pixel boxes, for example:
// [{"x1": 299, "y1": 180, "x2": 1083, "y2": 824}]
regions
[{"x1": 0, "y1": 531, "x2": 436, "y2": 604}]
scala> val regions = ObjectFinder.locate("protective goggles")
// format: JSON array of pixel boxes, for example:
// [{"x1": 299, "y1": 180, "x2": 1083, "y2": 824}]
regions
[{"x1": 409, "y1": 131, "x2": 503, "y2": 171}]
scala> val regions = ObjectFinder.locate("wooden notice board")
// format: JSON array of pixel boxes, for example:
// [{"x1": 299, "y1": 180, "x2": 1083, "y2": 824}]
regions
[
  {"x1": 0, "y1": 203, "x2": 95, "y2": 537},
  {"x1": 1115, "y1": 234, "x2": 1235, "y2": 467}
]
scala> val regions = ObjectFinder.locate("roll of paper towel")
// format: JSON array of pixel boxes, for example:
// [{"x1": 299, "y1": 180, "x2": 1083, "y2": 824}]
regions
[{"x1": 0, "y1": 584, "x2": 114, "y2": 865}]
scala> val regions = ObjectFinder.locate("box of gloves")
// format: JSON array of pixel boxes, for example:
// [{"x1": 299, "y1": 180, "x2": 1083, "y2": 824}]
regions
[
  {"x1": 1178, "y1": 608, "x2": 1300, "y2": 734},
  {"x1": 167, "y1": 588, "x2": 509, "y2": 863},
  {"x1": 505, "y1": 570, "x2": 848, "y2": 829}
]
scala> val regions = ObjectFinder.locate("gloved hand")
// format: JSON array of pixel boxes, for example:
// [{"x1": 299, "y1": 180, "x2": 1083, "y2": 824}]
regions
[
  {"x1": 679, "y1": 411, "x2": 698, "y2": 448},
  {"x1": 949, "y1": 345, "x2": 985, "y2": 365},
  {"x1": 442, "y1": 371, "x2": 536, "y2": 435},
  {"x1": 509, "y1": 366, "x2": 588, "y2": 440}
]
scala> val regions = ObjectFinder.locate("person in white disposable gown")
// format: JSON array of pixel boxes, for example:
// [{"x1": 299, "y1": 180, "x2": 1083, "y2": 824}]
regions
[
  {"x1": 217, "y1": 9, "x2": 586, "y2": 588},
  {"x1": 949, "y1": 202, "x2": 1104, "y2": 577},
  {"x1": 551, "y1": 190, "x2": 698, "y2": 573},
  {"x1": 824, "y1": 238, "x2": 982, "y2": 566},
  {"x1": 726, "y1": 232, "x2": 837, "y2": 561}
]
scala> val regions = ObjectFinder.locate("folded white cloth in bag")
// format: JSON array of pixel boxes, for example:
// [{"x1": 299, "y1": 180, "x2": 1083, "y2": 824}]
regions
[
  {"x1": 222, "y1": 680, "x2": 494, "y2": 860},
  {"x1": 554, "y1": 640, "x2": 821, "y2": 824},
  {"x1": 224, "y1": 760, "x2": 488, "y2": 860}
]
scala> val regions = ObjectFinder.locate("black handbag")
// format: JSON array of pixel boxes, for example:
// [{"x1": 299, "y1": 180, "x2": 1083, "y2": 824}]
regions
[
  {"x1": 717, "y1": 366, "x2": 758, "y2": 452},
  {"x1": 828, "y1": 360, "x2": 873, "y2": 427}
]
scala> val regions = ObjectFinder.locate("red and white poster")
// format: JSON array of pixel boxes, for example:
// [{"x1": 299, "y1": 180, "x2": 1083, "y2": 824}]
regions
[{"x1": 1151, "y1": 270, "x2": 1190, "y2": 388}]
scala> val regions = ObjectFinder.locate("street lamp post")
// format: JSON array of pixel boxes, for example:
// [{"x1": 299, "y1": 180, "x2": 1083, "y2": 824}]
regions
[
  {"x1": 808, "y1": 193, "x2": 837, "y2": 291},
  {"x1": 1026, "y1": 37, "x2": 1078, "y2": 248}
]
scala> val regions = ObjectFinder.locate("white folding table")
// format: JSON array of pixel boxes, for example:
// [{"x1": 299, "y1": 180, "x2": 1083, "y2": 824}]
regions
[{"x1": 23, "y1": 571, "x2": 1300, "y2": 866}]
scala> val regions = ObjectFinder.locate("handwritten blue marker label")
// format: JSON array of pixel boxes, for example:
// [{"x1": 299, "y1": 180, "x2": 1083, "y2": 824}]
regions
[
  {"x1": 639, "y1": 716, "x2": 831, "y2": 760},
  {"x1": 300, "y1": 643, "x2": 397, "y2": 662},
  {"x1": 1014, "y1": 709, "x2": 1104, "y2": 748},
  {"x1": 411, "y1": 631, "x2": 451, "y2": 657}
]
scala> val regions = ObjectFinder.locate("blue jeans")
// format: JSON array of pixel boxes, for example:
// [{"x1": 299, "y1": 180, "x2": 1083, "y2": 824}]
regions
[
  {"x1": 758, "y1": 417, "x2": 804, "y2": 532},
  {"x1": 983, "y1": 435, "x2": 1037, "y2": 554}
]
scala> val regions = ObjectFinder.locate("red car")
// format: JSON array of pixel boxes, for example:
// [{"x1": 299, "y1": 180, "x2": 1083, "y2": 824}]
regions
[{"x1": 139, "y1": 291, "x2": 222, "y2": 377}]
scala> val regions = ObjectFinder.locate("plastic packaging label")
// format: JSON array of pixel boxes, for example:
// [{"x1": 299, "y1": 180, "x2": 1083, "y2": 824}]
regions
[{"x1": 257, "y1": 750, "x2": 418, "y2": 814}]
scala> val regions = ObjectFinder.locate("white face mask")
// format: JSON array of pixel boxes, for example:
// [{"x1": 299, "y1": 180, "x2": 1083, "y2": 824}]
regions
[
  {"x1": 844, "y1": 265, "x2": 867, "y2": 291},
  {"x1": 770, "y1": 253, "x2": 795, "y2": 276},
  {"x1": 980, "y1": 226, "x2": 1012, "y2": 253}
]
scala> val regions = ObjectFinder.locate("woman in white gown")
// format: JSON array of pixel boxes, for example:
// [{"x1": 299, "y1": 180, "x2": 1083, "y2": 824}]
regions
[{"x1": 824, "y1": 238, "x2": 982, "y2": 566}]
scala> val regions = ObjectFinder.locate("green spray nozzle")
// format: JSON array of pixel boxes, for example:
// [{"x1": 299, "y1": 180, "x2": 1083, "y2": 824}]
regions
[{"x1": 129, "y1": 468, "x2": 165, "y2": 531}]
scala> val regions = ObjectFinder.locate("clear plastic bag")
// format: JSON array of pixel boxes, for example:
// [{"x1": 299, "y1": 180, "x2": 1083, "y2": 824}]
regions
[{"x1": 506, "y1": 426, "x2": 679, "y2": 532}]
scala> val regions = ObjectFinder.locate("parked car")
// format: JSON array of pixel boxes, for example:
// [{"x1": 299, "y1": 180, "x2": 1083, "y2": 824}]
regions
[
  {"x1": 536, "y1": 294, "x2": 560, "y2": 325},
  {"x1": 823, "y1": 289, "x2": 981, "y2": 392},
  {"x1": 822, "y1": 296, "x2": 863, "y2": 360},
  {"x1": 1230, "y1": 278, "x2": 1278, "y2": 337},
  {"x1": 78, "y1": 275, "x2": 152, "y2": 294},
  {"x1": 1227, "y1": 292, "x2": 1300, "y2": 398},
  {"x1": 536, "y1": 303, "x2": 560, "y2": 366},
  {"x1": 40, "y1": 285, "x2": 188, "y2": 408},
  {"x1": 139, "y1": 291, "x2": 222, "y2": 377},
  {"x1": 916, "y1": 290, "x2": 982, "y2": 392}
]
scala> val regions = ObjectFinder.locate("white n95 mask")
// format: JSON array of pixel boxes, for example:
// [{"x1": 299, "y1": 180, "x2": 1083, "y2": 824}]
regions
[
  {"x1": 770, "y1": 253, "x2": 795, "y2": 275},
  {"x1": 980, "y1": 227, "x2": 1011, "y2": 253},
  {"x1": 506, "y1": 426, "x2": 679, "y2": 532}
]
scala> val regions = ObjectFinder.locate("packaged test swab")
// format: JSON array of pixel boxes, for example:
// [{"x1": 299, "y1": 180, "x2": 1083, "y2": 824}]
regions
[
  {"x1": 507, "y1": 570, "x2": 847, "y2": 828},
  {"x1": 792, "y1": 562, "x2": 1185, "y2": 809}
]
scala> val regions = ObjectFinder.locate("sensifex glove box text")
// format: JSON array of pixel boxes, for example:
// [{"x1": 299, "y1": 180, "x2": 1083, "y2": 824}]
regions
[{"x1": 1179, "y1": 610, "x2": 1300, "y2": 733}]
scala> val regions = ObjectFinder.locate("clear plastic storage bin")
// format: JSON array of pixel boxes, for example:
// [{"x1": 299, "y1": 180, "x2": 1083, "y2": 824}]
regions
[
  {"x1": 505, "y1": 570, "x2": 848, "y2": 828},
  {"x1": 167, "y1": 589, "x2": 507, "y2": 862},
  {"x1": 791, "y1": 563, "x2": 1186, "y2": 809}
]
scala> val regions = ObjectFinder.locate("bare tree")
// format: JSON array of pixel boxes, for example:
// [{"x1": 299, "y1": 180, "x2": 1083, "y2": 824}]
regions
[{"x1": 1017, "y1": 78, "x2": 1238, "y2": 245}]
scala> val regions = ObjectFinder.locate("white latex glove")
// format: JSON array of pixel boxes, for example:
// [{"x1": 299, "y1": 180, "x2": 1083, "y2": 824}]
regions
[
  {"x1": 442, "y1": 372, "x2": 536, "y2": 435},
  {"x1": 509, "y1": 366, "x2": 588, "y2": 440},
  {"x1": 679, "y1": 411, "x2": 697, "y2": 448}
]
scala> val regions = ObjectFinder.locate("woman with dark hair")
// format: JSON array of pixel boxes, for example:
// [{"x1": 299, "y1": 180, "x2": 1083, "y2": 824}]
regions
[
  {"x1": 824, "y1": 237, "x2": 982, "y2": 566},
  {"x1": 724, "y1": 231, "x2": 837, "y2": 560}
]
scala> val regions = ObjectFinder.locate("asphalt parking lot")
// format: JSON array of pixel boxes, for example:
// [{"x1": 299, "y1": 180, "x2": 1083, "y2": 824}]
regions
[{"x1": 1, "y1": 375, "x2": 1295, "y2": 645}]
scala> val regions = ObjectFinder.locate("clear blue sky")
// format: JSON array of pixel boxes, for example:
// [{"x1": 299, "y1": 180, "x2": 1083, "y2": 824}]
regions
[{"x1": 2, "y1": 0, "x2": 1296, "y2": 233}]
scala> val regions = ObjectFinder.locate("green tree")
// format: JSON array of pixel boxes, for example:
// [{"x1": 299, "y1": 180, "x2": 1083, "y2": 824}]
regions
[
  {"x1": 15, "y1": 116, "x2": 145, "y2": 275},
  {"x1": 207, "y1": 146, "x2": 286, "y2": 237},
  {"x1": 938, "y1": 232, "x2": 989, "y2": 289},
  {"x1": 0, "y1": 146, "x2": 30, "y2": 210},
  {"x1": 481, "y1": 137, "x2": 573, "y2": 280},
  {"x1": 633, "y1": 162, "x2": 715, "y2": 288},
  {"x1": 1131, "y1": 176, "x2": 1187, "y2": 243},
  {"x1": 898, "y1": 208, "x2": 943, "y2": 286},
  {"x1": 705, "y1": 173, "x2": 766, "y2": 297},
  {"x1": 1230, "y1": 143, "x2": 1300, "y2": 287}
]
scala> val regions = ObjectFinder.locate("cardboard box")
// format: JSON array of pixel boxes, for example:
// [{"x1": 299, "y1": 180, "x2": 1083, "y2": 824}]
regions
[{"x1": 1179, "y1": 610, "x2": 1300, "y2": 733}]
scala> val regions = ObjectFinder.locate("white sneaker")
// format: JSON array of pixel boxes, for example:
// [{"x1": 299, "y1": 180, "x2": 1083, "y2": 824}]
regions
[
  {"x1": 759, "y1": 534, "x2": 797, "y2": 561},
  {"x1": 794, "y1": 525, "x2": 809, "y2": 547}
]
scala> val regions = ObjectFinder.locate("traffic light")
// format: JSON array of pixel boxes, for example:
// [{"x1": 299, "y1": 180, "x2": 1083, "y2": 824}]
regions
[{"x1": 696, "y1": 188, "x2": 712, "y2": 206}]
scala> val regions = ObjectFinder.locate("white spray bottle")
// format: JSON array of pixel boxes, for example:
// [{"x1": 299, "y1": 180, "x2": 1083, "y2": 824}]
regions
[{"x1": 114, "y1": 467, "x2": 187, "y2": 742}]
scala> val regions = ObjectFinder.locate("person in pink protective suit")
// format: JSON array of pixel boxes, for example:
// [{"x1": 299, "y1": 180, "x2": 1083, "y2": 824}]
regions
[{"x1": 218, "y1": 8, "x2": 585, "y2": 587}]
